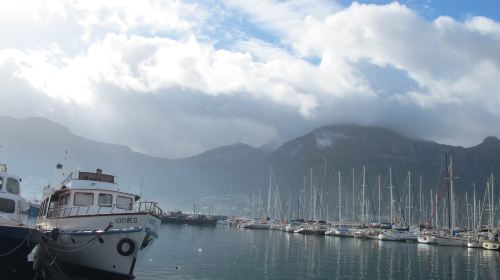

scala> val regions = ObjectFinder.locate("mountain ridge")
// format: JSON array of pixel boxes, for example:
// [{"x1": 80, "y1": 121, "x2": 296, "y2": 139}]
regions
[{"x1": 1, "y1": 116, "x2": 499, "y2": 211}]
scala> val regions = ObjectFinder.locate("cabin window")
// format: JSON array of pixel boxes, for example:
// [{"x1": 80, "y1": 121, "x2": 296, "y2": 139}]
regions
[
  {"x1": 74, "y1": 192, "x2": 94, "y2": 206},
  {"x1": 116, "y1": 196, "x2": 132, "y2": 210},
  {"x1": 0, "y1": 176, "x2": 3, "y2": 190},
  {"x1": 0, "y1": 198, "x2": 15, "y2": 213},
  {"x1": 98, "y1": 193, "x2": 113, "y2": 207},
  {"x1": 60, "y1": 193, "x2": 70, "y2": 206},
  {"x1": 6, "y1": 178, "x2": 20, "y2": 195}
]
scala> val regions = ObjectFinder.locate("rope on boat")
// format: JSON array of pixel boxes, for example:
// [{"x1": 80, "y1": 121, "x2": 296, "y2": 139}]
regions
[
  {"x1": 35, "y1": 230, "x2": 69, "y2": 280},
  {"x1": 39, "y1": 223, "x2": 114, "y2": 253}
]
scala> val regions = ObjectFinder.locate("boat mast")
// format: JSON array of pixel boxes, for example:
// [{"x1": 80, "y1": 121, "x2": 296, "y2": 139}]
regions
[
  {"x1": 287, "y1": 192, "x2": 291, "y2": 222},
  {"x1": 491, "y1": 173, "x2": 495, "y2": 229},
  {"x1": 378, "y1": 174, "x2": 381, "y2": 224},
  {"x1": 361, "y1": 167, "x2": 366, "y2": 226},
  {"x1": 267, "y1": 167, "x2": 272, "y2": 219},
  {"x1": 311, "y1": 168, "x2": 316, "y2": 221},
  {"x1": 419, "y1": 175, "x2": 423, "y2": 225},
  {"x1": 435, "y1": 191, "x2": 438, "y2": 228},
  {"x1": 465, "y1": 191, "x2": 470, "y2": 230},
  {"x1": 389, "y1": 167, "x2": 394, "y2": 226},
  {"x1": 449, "y1": 156, "x2": 455, "y2": 229},
  {"x1": 252, "y1": 190, "x2": 255, "y2": 218},
  {"x1": 445, "y1": 154, "x2": 451, "y2": 229},
  {"x1": 473, "y1": 184, "x2": 476, "y2": 231},
  {"x1": 352, "y1": 168, "x2": 355, "y2": 223},
  {"x1": 338, "y1": 171, "x2": 342, "y2": 224},
  {"x1": 274, "y1": 185, "x2": 279, "y2": 221},
  {"x1": 407, "y1": 171, "x2": 412, "y2": 226},
  {"x1": 430, "y1": 189, "x2": 433, "y2": 227}
]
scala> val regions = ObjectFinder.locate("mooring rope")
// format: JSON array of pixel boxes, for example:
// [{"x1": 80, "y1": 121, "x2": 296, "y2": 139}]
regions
[{"x1": 39, "y1": 223, "x2": 114, "y2": 253}]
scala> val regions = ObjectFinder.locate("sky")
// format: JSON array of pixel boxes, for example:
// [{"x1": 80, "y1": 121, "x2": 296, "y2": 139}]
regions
[{"x1": 1, "y1": 0, "x2": 500, "y2": 158}]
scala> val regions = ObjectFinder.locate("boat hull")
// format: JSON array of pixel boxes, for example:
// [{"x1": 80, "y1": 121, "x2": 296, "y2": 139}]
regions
[
  {"x1": 0, "y1": 225, "x2": 39, "y2": 276},
  {"x1": 483, "y1": 241, "x2": 500, "y2": 251},
  {"x1": 38, "y1": 212, "x2": 160, "y2": 277},
  {"x1": 417, "y1": 235, "x2": 437, "y2": 244},
  {"x1": 242, "y1": 223, "x2": 270, "y2": 230},
  {"x1": 435, "y1": 236, "x2": 466, "y2": 247},
  {"x1": 467, "y1": 241, "x2": 483, "y2": 248}
]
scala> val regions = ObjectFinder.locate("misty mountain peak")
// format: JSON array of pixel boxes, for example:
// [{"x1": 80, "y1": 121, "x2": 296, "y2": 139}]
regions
[{"x1": 482, "y1": 136, "x2": 500, "y2": 145}]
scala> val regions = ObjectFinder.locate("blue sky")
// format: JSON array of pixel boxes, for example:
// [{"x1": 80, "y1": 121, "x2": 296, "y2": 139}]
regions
[
  {"x1": 338, "y1": 0, "x2": 500, "y2": 20},
  {"x1": 1, "y1": 1, "x2": 500, "y2": 158}
]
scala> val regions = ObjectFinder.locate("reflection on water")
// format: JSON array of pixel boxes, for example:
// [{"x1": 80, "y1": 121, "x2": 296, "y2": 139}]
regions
[{"x1": 133, "y1": 225, "x2": 500, "y2": 280}]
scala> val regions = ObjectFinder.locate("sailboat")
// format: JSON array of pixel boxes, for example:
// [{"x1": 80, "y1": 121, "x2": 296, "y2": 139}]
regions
[{"x1": 434, "y1": 155, "x2": 466, "y2": 247}]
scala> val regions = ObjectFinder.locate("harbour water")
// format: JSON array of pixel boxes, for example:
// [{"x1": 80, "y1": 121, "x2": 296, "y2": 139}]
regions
[{"x1": 133, "y1": 225, "x2": 499, "y2": 280}]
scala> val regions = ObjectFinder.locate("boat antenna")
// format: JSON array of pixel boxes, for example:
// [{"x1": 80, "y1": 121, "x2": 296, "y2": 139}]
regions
[{"x1": 139, "y1": 178, "x2": 143, "y2": 198}]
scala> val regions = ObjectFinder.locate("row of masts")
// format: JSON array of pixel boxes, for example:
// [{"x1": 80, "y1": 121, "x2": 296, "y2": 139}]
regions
[{"x1": 248, "y1": 160, "x2": 498, "y2": 230}]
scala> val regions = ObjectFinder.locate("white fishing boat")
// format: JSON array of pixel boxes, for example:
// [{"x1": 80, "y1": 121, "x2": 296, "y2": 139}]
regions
[
  {"x1": 0, "y1": 163, "x2": 39, "y2": 273},
  {"x1": 37, "y1": 164, "x2": 162, "y2": 279}
]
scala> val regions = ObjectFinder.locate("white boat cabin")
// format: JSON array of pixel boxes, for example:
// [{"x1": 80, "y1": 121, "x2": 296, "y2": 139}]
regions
[
  {"x1": 0, "y1": 163, "x2": 28, "y2": 222},
  {"x1": 39, "y1": 167, "x2": 140, "y2": 219}
]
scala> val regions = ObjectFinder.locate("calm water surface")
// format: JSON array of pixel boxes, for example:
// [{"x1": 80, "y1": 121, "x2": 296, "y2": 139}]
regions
[{"x1": 134, "y1": 225, "x2": 499, "y2": 280}]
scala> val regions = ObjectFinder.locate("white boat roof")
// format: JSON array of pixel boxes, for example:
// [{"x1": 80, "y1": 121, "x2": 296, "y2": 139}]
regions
[
  {"x1": 60, "y1": 169, "x2": 119, "y2": 191},
  {"x1": 50, "y1": 168, "x2": 140, "y2": 200}
]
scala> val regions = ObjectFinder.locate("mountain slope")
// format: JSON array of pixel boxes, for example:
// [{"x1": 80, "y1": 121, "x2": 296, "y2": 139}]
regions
[{"x1": 1, "y1": 117, "x2": 499, "y2": 210}]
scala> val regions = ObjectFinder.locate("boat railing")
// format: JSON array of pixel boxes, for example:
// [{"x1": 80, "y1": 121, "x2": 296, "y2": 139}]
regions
[{"x1": 46, "y1": 201, "x2": 163, "y2": 218}]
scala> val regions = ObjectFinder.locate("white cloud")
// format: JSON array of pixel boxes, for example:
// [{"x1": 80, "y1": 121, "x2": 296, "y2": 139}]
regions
[{"x1": 1, "y1": 0, "x2": 500, "y2": 156}]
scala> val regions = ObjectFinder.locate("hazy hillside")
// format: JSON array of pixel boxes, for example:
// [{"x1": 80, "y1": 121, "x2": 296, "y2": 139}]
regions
[{"x1": 1, "y1": 116, "x2": 499, "y2": 214}]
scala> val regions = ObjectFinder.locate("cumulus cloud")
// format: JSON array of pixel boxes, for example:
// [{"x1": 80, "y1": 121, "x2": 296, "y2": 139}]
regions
[{"x1": 0, "y1": 0, "x2": 499, "y2": 157}]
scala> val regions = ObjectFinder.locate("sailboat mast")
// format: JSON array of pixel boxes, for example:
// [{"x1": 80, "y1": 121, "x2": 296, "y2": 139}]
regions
[
  {"x1": 408, "y1": 171, "x2": 412, "y2": 226},
  {"x1": 378, "y1": 174, "x2": 381, "y2": 224},
  {"x1": 430, "y1": 189, "x2": 433, "y2": 227},
  {"x1": 389, "y1": 167, "x2": 394, "y2": 225},
  {"x1": 267, "y1": 167, "x2": 272, "y2": 219},
  {"x1": 338, "y1": 171, "x2": 342, "y2": 223},
  {"x1": 419, "y1": 175, "x2": 422, "y2": 225},
  {"x1": 466, "y1": 192, "x2": 470, "y2": 229},
  {"x1": 491, "y1": 173, "x2": 495, "y2": 229},
  {"x1": 445, "y1": 154, "x2": 451, "y2": 229},
  {"x1": 252, "y1": 190, "x2": 255, "y2": 218},
  {"x1": 473, "y1": 184, "x2": 476, "y2": 231},
  {"x1": 362, "y1": 167, "x2": 366, "y2": 226},
  {"x1": 450, "y1": 156, "x2": 455, "y2": 229},
  {"x1": 435, "y1": 191, "x2": 438, "y2": 227},
  {"x1": 352, "y1": 168, "x2": 355, "y2": 223}
]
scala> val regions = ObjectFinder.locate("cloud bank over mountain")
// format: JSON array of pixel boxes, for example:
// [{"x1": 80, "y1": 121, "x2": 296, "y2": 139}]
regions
[{"x1": 1, "y1": 1, "x2": 499, "y2": 157}]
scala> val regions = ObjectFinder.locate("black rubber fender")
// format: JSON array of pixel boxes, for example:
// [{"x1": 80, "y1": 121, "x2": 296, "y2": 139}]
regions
[
  {"x1": 116, "y1": 238, "x2": 135, "y2": 256},
  {"x1": 51, "y1": 228, "x2": 59, "y2": 241}
]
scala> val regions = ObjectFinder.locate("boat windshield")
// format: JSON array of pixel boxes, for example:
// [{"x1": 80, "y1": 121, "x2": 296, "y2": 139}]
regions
[
  {"x1": 0, "y1": 197, "x2": 15, "y2": 213},
  {"x1": 78, "y1": 172, "x2": 114, "y2": 183},
  {"x1": 6, "y1": 178, "x2": 19, "y2": 195}
]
